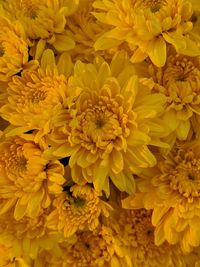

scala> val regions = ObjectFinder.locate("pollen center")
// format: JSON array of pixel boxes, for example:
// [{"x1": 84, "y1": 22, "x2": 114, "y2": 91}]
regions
[
  {"x1": 168, "y1": 155, "x2": 200, "y2": 198},
  {"x1": 135, "y1": 0, "x2": 167, "y2": 11},
  {"x1": 20, "y1": 1, "x2": 38, "y2": 19}
]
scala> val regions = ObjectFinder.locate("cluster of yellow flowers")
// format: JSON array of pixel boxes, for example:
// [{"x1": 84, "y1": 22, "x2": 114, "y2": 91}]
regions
[{"x1": 1, "y1": 0, "x2": 200, "y2": 266}]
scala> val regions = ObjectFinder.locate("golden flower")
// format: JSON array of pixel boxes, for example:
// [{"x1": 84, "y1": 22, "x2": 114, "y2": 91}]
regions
[
  {"x1": 46, "y1": 52, "x2": 168, "y2": 196},
  {"x1": 0, "y1": 134, "x2": 65, "y2": 220},
  {"x1": 113, "y1": 208, "x2": 186, "y2": 267},
  {"x1": 93, "y1": 0, "x2": 200, "y2": 67},
  {"x1": 0, "y1": 49, "x2": 72, "y2": 138},
  {"x1": 0, "y1": 243, "x2": 30, "y2": 267},
  {"x1": 0, "y1": 208, "x2": 62, "y2": 260},
  {"x1": 136, "y1": 48, "x2": 200, "y2": 146},
  {"x1": 47, "y1": 184, "x2": 112, "y2": 237},
  {"x1": 0, "y1": 16, "x2": 33, "y2": 82},
  {"x1": 3, "y1": 0, "x2": 78, "y2": 58},
  {"x1": 55, "y1": 225, "x2": 130, "y2": 267},
  {"x1": 122, "y1": 140, "x2": 200, "y2": 252}
]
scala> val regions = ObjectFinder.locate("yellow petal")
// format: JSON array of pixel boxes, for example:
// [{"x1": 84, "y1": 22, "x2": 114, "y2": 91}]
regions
[
  {"x1": 147, "y1": 37, "x2": 166, "y2": 67},
  {"x1": 53, "y1": 34, "x2": 75, "y2": 52}
]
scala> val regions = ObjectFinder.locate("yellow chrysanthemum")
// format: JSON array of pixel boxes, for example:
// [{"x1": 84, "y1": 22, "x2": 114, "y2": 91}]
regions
[
  {"x1": 0, "y1": 49, "x2": 72, "y2": 138},
  {"x1": 0, "y1": 16, "x2": 35, "y2": 82},
  {"x1": 122, "y1": 140, "x2": 200, "y2": 252},
  {"x1": 112, "y1": 208, "x2": 186, "y2": 267},
  {"x1": 52, "y1": 225, "x2": 130, "y2": 267},
  {"x1": 46, "y1": 52, "x2": 168, "y2": 196},
  {"x1": 93, "y1": 0, "x2": 200, "y2": 67},
  {"x1": 0, "y1": 208, "x2": 62, "y2": 260},
  {"x1": 47, "y1": 184, "x2": 112, "y2": 237},
  {"x1": 0, "y1": 243, "x2": 30, "y2": 267},
  {"x1": 3, "y1": 0, "x2": 78, "y2": 58},
  {"x1": 135, "y1": 48, "x2": 200, "y2": 147},
  {"x1": 0, "y1": 134, "x2": 65, "y2": 220}
]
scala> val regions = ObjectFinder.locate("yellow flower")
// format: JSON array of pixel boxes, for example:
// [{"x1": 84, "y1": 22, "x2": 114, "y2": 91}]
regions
[
  {"x1": 112, "y1": 208, "x2": 186, "y2": 267},
  {"x1": 54, "y1": 225, "x2": 130, "y2": 267},
  {"x1": 122, "y1": 140, "x2": 200, "y2": 252},
  {"x1": 3, "y1": 0, "x2": 78, "y2": 58},
  {"x1": 93, "y1": 0, "x2": 200, "y2": 67},
  {"x1": 47, "y1": 184, "x2": 112, "y2": 237},
  {"x1": 0, "y1": 49, "x2": 72, "y2": 138},
  {"x1": 0, "y1": 208, "x2": 62, "y2": 260},
  {"x1": 46, "y1": 52, "x2": 168, "y2": 196},
  {"x1": 135, "y1": 48, "x2": 200, "y2": 147},
  {"x1": 0, "y1": 134, "x2": 65, "y2": 220},
  {"x1": 0, "y1": 16, "x2": 33, "y2": 82}
]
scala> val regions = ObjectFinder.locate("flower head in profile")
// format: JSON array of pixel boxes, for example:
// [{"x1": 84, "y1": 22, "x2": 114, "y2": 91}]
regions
[
  {"x1": 0, "y1": 134, "x2": 65, "y2": 220},
  {"x1": 3, "y1": 0, "x2": 78, "y2": 58},
  {"x1": 46, "y1": 52, "x2": 168, "y2": 196},
  {"x1": 122, "y1": 140, "x2": 200, "y2": 252},
  {"x1": 0, "y1": 49, "x2": 72, "y2": 138},
  {"x1": 0, "y1": 16, "x2": 33, "y2": 82},
  {"x1": 113, "y1": 208, "x2": 186, "y2": 267},
  {"x1": 93, "y1": 0, "x2": 200, "y2": 67},
  {"x1": 47, "y1": 184, "x2": 112, "y2": 237}
]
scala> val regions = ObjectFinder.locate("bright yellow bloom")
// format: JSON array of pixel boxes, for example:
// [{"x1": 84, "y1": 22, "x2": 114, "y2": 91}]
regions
[
  {"x1": 0, "y1": 208, "x2": 62, "y2": 260},
  {"x1": 122, "y1": 140, "x2": 200, "y2": 252},
  {"x1": 0, "y1": 134, "x2": 65, "y2": 220},
  {"x1": 0, "y1": 16, "x2": 34, "y2": 82},
  {"x1": 47, "y1": 184, "x2": 112, "y2": 237},
  {"x1": 0, "y1": 49, "x2": 72, "y2": 138},
  {"x1": 110, "y1": 208, "x2": 186, "y2": 267},
  {"x1": 46, "y1": 52, "x2": 168, "y2": 196},
  {"x1": 135, "y1": 48, "x2": 200, "y2": 147},
  {"x1": 93, "y1": 0, "x2": 200, "y2": 67},
  {"x1": 3, "y1": 0, "x2": 78, "y2": 58},
  {"x1": 54, "y1": 225, "x2": 130, "y2": 267}
]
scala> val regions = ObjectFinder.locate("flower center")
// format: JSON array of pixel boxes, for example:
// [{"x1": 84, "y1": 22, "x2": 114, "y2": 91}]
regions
[
  {"x1": 20, "y1": 1, "x2": 38, "y2": 19},
  {"x1": 163, "y1": 55, "x2": 198, "y2": 86},
  {"x1": 74, "y1": 96, "x2": 125, "y2": 150},
  {"x1": 168, "y1": 154, "x2": 200, "y2": 198},
  {"x1": 135, "y1": 0, "x2": 167, "y2": 12},
  {"x1": 28, "y1": 89, "x2": 47, "y2": 104}
]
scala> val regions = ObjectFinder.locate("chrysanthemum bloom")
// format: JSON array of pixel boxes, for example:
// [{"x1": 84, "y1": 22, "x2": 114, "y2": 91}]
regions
[
  {"x1": 122, "y1": 140, "x2": 200, "y2": 252},
  {"x1": 93, "y1": 0, "x2": 200, "y2": 67},
  {"x1": 3, "y1": 0, "x2": 78, "y2": 58},
  {"x1": 113, "y1": 208, "x2": 186, "y2": 267},
  {"x1": 0, "y1": 135, "x2": 65, "y2": 220},
  {"x1": 0, "y1": 243, "x2": 31, "y2": 267},
  {"x1": 0, "y1": 16, "x2": 35, "y2": 82},
  {"x1": 0, "y1": 49, "x2": 72, "y2": 138},
  {"x1": 135, "y1": 48, "x2": 200, "y2": 147},
  {"x1": 47, "y1": 184, "x2": 112, "y2": 237},
  {"x1": 46, "y1": 52, "x2": 168, "y2": 195},
  {"x1": 53, "y1": 225, "x2": 131, "y2": 267},
  {"x1": 0, "y1": 208, "x2": 62, "y2": 260}
]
